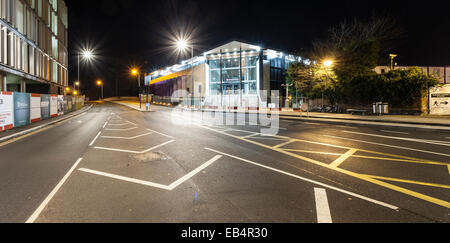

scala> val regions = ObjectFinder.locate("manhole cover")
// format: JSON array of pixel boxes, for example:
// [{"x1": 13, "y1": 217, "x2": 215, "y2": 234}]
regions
[{"x1": 131, "y1": 151, "x2": 171, "y2": 163}]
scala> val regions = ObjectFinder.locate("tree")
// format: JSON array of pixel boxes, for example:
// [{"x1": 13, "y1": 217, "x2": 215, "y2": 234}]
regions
[{"x1": 311, "y1": 14, "x2": 401, "y2": 80}]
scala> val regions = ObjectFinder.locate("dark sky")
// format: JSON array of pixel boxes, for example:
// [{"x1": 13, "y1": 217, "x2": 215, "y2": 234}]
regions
[{"x1": 65, "y1": 0, "x2": 450, "y2": 99}]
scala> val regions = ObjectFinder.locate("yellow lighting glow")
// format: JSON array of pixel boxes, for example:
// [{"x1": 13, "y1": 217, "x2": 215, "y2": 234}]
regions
[{"x1": 324, "y1": 60, "x2": 334, "y2": 67}]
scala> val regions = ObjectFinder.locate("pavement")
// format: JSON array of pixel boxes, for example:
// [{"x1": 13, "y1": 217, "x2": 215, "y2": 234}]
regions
[
  {"x1": 0, "y1": 101, "x2": 448, "y2": 223},
  {"x1": 111, "y1": 99, "x2": 450, "y2": 129}
]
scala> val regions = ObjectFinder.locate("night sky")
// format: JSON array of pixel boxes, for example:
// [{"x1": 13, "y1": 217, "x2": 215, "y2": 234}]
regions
[{"x1": 65, "y1": 0, "x2": 450, "y2": 99}]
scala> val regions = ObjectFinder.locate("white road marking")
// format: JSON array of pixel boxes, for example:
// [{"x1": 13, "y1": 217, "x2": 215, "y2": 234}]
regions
[
  {"x1": 167, "y1": 155, "x2": 222, "y2": 190},
  {"x1": 146, "y1": 128, "x2": 175, "y2": 139},
  {"x1": 380, "y1": 130, "x2": 410, "y2": 135},
  {"x1": 94, "y1": 140, "x2": 175, "y2": 154},
  {"x1": 26, "y1": 158, "x2": 83, "y2": 223},
  {"x1": 106, "y1": 123, "x2": 132, "y2": 126},
  {"x1": 205, "y1": 148, "x2": 398, "y2": 210},
  {"x1": 102, "y1": 121, "x2": 108, "y2": 129},
  {"x1": 104, "y1": 127, "x2": 138, "y2": 131},
  {"x1": 101, "y1": 132, "x2": 153, "y2": 140},
  {"x1": 325, "y1": 135, "x2": 450, "y2": 158},
  {"x1": 89, "y1": 132, "x2": 102, "y2": 146},
  {"x1": 78, "y1": 155, "x2": 222, "y2": 191},
  {"x1": 78, "y1": 168, "x2": 170, "y2": 190},
  {"x1": 342, "y1": 130, "x2": 450, "y2": 147},
  {"x1": 126, "y1": 121, "x2": 138, "y2": 126},
  {"x1": 315, "y1": 188, "x2": 333, "y2": 223}
]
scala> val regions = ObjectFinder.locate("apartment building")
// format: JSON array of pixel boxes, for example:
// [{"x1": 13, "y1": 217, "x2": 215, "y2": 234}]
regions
[{"x1": 0, "y1": 0, "x2": 68, "y2": 94}]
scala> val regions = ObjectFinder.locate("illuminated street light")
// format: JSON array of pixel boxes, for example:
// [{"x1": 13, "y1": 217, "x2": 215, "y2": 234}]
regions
[
  {"x1": 97, "y1": 80, "x2": 104, "y2": 101},
  {"x1": 77, "y1": 49, "x2": 95, "y2": 95},
  {"x1": 176, "y1": 39, "x2": 188, "y2": 52},
  {"x1": 324, "y1": 60, "x2": 334, "y2": 68}
]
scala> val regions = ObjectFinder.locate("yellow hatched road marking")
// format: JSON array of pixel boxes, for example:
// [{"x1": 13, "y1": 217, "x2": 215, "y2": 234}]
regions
[
  {"x1": 274, "y1": 140, "x2": 296, "y2": 149},
  {"x1": 282, "y1": 149, "x2": 344, "y2": 156},
  {"x1": 330, "y1": 149, "x2": 358, "y2": 168},
  {"x1": 362, "y1": 175, "x2": 450, "y2": 189},
  {"x1": 280, "y1": 149, "x2": 446, "y2": 166},
  {"x1": 201, "y1": 125, "x2": 450, "y2": 209},
  {"x1": 351, "y1": 155, "x2": 448, "y2": 166}
]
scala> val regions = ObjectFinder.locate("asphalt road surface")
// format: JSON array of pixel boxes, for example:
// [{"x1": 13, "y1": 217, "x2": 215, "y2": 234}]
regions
[{"x1": 0, "y1": 102, "x2": 449, "y2": 223}]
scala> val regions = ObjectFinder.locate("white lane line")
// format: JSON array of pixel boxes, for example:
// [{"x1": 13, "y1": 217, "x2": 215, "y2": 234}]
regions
[
  {"x1": 101, "y1": 132, "x2": 153, "y2": 140},
  {"x1": 89, "y1": 132, "x2": 102, "y2": 146},
  {"x1": 78, "y1": 155, "x2": 223, "y2": 191},
  {"x1": 205, "y1": 147, "x2": 398, "y2": 210},
  {"x1": 315, "y1": 188, "x2": 333, "y2": 223},
  {"x1": 78, "y1": 168, "x2": 170, "y2": 190},
  {"x1": 146, "y1": 128, "x2": 175, "y2": 139},
  {"x1": 342, "y1": 130, "x2": 450, "y2": 147},
  {"x1": 102, "y1": 121, "x2": 108, "y2": 129},
  {"x1": 380, "y1": 130, "x2": 410, "y2": 135},
  {"x1": 26, "y1": 158, "x2": 83, "y2": 223},
  {"x1": 94, "y1": 140, "x2": 175, "y2": 154},
  {"x1": 325, "y1": 135, "x2": 450, "y2": 158},
  {"x1": 104, "y1": 127, "x2": 138, "y2": 131}
]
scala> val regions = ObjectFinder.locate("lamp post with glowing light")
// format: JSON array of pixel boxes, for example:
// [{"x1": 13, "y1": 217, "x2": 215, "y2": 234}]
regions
[
  {"x1": 323, "y1": 60, "x2": 334, "y2": 110},
  {"x1": 131, "y1": 68, "x2": 143, "y2": 109},
  {"x1": 77, "y1": 50, "x2": 93, "y2": 94},
  {"x1": 176, "y1": 39, "x2": 195, "y2": 108},
  {"x1": 97, "y1": 80, "x2": 103, "y2": 101}
]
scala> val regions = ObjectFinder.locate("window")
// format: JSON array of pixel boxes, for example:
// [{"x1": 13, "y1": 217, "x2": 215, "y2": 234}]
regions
[{"x1": 15, "y1": 0, "x2": 24, "y2": 34}]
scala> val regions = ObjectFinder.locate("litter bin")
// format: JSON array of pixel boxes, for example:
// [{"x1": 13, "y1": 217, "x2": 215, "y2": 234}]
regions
[
  {"x1": 373, "y1": 102, "x2": 389, "y2": 115},
  {"x1": 381, "y1": 103, "x2": 389, "y2": 114}
]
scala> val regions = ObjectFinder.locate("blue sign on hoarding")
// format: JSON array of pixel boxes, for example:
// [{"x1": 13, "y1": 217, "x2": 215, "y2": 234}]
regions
[{"x1": 13, "y1": 93, "x2": 30, "y2": 128}]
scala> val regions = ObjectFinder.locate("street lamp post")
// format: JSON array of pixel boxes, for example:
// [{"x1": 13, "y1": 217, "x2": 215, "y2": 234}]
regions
[
  {"x1": 176, "y1": 39, "x2": 194, "y2": 108},
  {"x1": 97, "y1": 80, "x2": 103, "y2": 101},
  {"x1": 77, "y1": 50, "x2": 93, "y2": 95},
  {"x1": 323, "y1": 60, "x2": 334, "y2": 111},
  {"x1": 131, "y1": 68, "x2": 142, "y2": 109}
]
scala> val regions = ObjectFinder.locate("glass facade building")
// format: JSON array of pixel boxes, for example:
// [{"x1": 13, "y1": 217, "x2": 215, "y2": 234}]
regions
[
  {"x1": 0, "y1": 0, "x2": 68, "y2": 94},
  {"x1": 147, "y1": 41, "x2": 305, "y2": 107}
]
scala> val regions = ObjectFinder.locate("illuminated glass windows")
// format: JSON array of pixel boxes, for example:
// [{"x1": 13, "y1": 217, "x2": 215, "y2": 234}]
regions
[{"x1": 241, "y1": 56, "x2": 257, "y2": 95}]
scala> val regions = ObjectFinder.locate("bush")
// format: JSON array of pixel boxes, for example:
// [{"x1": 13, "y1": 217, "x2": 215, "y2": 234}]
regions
[{"x1": 335, "y1": 67, "x2": 439, "y2": 107}]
